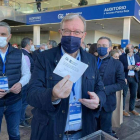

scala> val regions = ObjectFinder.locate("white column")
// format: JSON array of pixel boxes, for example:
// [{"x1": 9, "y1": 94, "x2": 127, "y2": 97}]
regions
[
  {"x1": 33, "y1": 25, "x2": 40, "y2": 46},
  {"x1": 123, "y1": 18, "x2": 131, "y2": 40}
]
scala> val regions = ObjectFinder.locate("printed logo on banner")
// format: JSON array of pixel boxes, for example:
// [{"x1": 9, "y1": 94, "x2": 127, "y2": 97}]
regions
[
  {"x1": 29, "y1": 16, "x2": 41, "y2": 22},
  {"x1": 104, "y1": 5, "x2": 129, "y2": 15},
  {"x1": 58, "y1": 12, "x2": 82, "y2": 19}
]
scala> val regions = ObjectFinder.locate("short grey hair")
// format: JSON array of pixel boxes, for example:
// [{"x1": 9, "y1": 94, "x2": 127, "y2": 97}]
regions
[
  {"x1": 60, "y1": 13, "x2": 86, "y2": 31},
  {"x1": 21, "y1": 37, "x2": 32, "y2": 48},
  {"x1": 0, "y1": 22, "x2": 11, "y2": 34},
  {"x1": 97, "y1": 36, "x2": 112, "y2": 47},
  {"x1": 49, "y1": 40, "x2": 57, "y2": 48},
  {"x1": 110, "y1": 50, "x2": 119, "y2": 57},
  {"x1": 40, "y1": 43, "x2": 47, "y2": 47},
  {"x1": 127, "y1": 44, "x2": 134, "y2": 49}
]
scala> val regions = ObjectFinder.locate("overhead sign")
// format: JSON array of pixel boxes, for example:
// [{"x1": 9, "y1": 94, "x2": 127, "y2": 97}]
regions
[
  {"x1": 26, "y1": 0, "x2": 135, "y2": 25},
  {"x1": 134, "y1": 0, "x2": 140, "y2": 22},
  {"x1": 121, "y1": 39, "x2": 130, "y2": 48}
]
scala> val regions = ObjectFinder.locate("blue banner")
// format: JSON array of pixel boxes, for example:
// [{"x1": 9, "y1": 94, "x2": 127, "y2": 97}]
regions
[
  {"x1": 26, "y1": 0, "x2": 135, "y2": 25},
  {"x1": 121, "y1": 39, "x2": 130, "y2": 48},
  {"x1": 134, "y1": 0, "x2": 140, "y2": 22}
]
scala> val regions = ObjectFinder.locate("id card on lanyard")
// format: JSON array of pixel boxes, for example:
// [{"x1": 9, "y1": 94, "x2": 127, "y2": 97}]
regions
[{"x1": 0, "y1": 49, "x2": 9, "y2": 90}]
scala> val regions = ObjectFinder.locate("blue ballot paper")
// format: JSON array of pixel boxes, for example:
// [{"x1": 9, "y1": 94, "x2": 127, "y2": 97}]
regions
[
  {"x1": 69, "y1": 102, "x2": 82, "y2": 125},
  {"x1": 0, "y1": 76, "x2": 9, "y2": 91}
]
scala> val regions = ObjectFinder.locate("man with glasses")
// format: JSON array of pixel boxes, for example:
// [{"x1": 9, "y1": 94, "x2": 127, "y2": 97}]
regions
[
  {"x1": 96, "y1": 37, "x2": 125, "y2": 139},
  {"x1": 27, "y1": 13, "x2": 106, "y2": 140}
]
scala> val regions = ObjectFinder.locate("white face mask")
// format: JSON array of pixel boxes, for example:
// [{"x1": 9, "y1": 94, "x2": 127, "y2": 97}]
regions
[
  {"x1": 85, "y1": 48, "x2": 89, "y2": 52},
  {"x1": 0, "y1": 37, "x2": 7, "y2": 48},
  {"x1": 45, "y1": 45, "x2": 48, "y2": 50},
  {"x1": 30, "y1": 45, "x2": 35, "y2": 52}
]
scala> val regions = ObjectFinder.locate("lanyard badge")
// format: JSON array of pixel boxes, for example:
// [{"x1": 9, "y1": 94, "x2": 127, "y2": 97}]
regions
[
  {"x1": 69, "y1": 102, "x2": 82, "y2": 125},
  {"x1": 0, "y1": 49, "x2": 9, "y2": 91}
]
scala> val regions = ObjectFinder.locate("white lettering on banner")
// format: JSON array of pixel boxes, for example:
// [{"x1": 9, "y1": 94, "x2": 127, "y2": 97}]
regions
[
  {"x1": 58, "y1": 12, "x2": 82, "y2": 19},
  {"x1": 139, "y1": 10, "x2": 140, "y2": 16},
  {"x1": 104, "y1": 5, "x2": 129, "y2": 15},
  {"x1": 29, "y1": 16, "x2": 41, "y2": 22}
]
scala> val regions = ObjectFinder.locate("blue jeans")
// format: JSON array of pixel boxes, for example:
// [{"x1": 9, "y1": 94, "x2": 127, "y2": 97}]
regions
[
  {"x1": 20, "y1": 85, "x2": 28, "y2": 122},
  {"x1": 99, "y1": 109, "x2": 113, "y2": 136},
  {"x1": 123, "y1": 77, "x2": 138, "y2": 111},
  {"x1": 0, "y1": 99, "x2": 22, "y2": 140},
  {"x1": 63, "y1": 131, "x2": 82, "y2": 140}
]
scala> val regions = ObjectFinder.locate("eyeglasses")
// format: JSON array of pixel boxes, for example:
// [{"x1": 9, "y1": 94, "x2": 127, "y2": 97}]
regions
[{"x1": 61, "y1": 29, "x2": 84, "y2": 36}]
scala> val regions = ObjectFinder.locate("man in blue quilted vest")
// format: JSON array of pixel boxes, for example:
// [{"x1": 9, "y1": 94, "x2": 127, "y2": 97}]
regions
[{"x1": 0, "y1": 22, "x2": 31, "y2": 140}]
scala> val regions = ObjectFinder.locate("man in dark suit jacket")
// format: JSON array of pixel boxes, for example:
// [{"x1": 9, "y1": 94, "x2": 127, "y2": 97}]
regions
[
  {"x1": 96, "y1": 36, "x2": 125, "y2": 137},
  {"x1": 27, "y1": 13, "x2": 106, "y2": 140},
  {"x1": 120, "y1": 44, "x2": 140, "y2": 116}
]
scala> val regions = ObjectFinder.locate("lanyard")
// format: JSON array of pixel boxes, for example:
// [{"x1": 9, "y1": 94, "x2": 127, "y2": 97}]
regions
[
  {"x1": 129, "y1": 56, "x2": 133, "y2": 65},
  {"x1": 61, "y1": 49, "x2": 79, "y2": 100},
  {"x1": 97, "y1": 57, "x2": 102, "y2": 69},
  {"x1": 0, "y1": 49, "x2": 8, "y2": 76}
]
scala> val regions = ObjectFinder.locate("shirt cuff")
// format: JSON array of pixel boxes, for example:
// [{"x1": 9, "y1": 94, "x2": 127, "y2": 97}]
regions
[{"x1": 52, "y1": 99, "x2": 61, "y2": 105}]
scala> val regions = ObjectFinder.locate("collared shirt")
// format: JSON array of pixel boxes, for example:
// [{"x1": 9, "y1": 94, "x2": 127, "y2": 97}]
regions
[
  {"x1": 0, "y1": 47, "x2": 31, "y2": 87},
  {"x1": 127, "y1": 54, "x2": 135, "y2": 76},
  {"x1": 21, "y1": 48, "x2": 31, "y2": 69}
]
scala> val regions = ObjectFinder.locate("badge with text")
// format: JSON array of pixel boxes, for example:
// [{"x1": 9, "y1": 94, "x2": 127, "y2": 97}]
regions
[
  {"x1": 53, "y1": 53, "x2": 88, "y2": 83},
  {"x1": 0, "y1": 76, "x2": 9, "y2": 90},
  {"x1": 69, "y1": 102, "x2": 81, "y2": 125}
]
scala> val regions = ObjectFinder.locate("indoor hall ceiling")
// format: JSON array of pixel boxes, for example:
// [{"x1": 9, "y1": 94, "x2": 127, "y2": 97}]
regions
[{"x1": 11, "y1": 17, "x2": 140, "y2": 43}]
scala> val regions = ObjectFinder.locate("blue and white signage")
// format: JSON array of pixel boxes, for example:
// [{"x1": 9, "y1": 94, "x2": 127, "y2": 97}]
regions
[
  {"x1": 26, "y1": 0, "x2": 135, "y2": 25},
  {"x1": 134, "y1": 0, "x2": 140, "y2": 22},
  {"x1": 121, "y1": 39, "x2": 130, "y2": 48}
]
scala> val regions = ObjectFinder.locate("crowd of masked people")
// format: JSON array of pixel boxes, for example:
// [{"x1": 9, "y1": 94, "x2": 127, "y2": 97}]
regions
[{"x1": 0, "y1": 13, "x2": 140, "y2": 140}]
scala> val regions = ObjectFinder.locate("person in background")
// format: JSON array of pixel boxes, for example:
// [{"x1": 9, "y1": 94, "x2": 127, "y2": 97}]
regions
[
  {"x1": 113, "y1": 46, "x2": 118, "y2": 50},
  {"x1": 87, "y1": 43, "x2": 91, "y2": 50},
  {"x1": 134, "y1": 46, "x2": 139, "y2": 56},
  {"x1": 110, "y1": 50, "x2": 120, "y2": 60},
  {"x1": 19, "y1": 37, "x2": 35, "y2": 127},
  {"x1": 36, "y1": 0, "x2": 42, "y2": 12},
  {"x1": 89, "y1": 43, "x2": 98, "y2": 58},
  {"x1": 78, "y1": 0, "x2": 88, "y2": 6},
  {"x1": 120, "y1": 44, "x2": 140, "y2": 116},
  {"x1": 119, "y1": 47, "x2": 125, "y2": 55},
  {"x1": 12, "y1": 43, "x2": 18, "y2": 49},
  {"x1": 32, "y1": 43, "x2": 48, "y2": 61},
  {"x1": 81, "y1": 42, "x2": 89, "y2": 52},
  {"x1": 96, "y1": 36, "x2": 125, "y2": 139},
  {"x1": 0, "y1": 22, "x2": 31, "y2": 140},
  {"x1": 47, "y1": 40, "x2": 57, "y2": 49},
  {"x1": 27, "y1": 13, "x2": 106, "y2": 140}
]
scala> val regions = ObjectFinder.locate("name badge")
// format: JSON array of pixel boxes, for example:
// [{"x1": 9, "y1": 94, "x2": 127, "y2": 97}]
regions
[
  {"x1": 69, "y1": 102, "x2": 81, "y2": 125},
  {"x1": 0, "y1": 76, "x2": 9, "y2": 90}
]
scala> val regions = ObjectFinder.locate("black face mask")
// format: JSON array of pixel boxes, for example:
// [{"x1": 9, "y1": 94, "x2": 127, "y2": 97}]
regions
[{"x1": 125, "y1": 48, "x2": 130, "y2": 54}]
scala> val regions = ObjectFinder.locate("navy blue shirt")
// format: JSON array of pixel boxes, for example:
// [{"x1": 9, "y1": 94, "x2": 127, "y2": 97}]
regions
[{"x1": 98, "y1": 55, "x2": 110, "y2": 79}]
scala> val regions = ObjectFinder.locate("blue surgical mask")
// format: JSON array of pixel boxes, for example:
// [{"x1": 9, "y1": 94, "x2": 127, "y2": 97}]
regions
[
  {"x1": 97, "y1": 47, "x2": 108, "y2": 56},
  {"x1": 61, "y1": 36, "x2": 81, "y2": 54}
]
